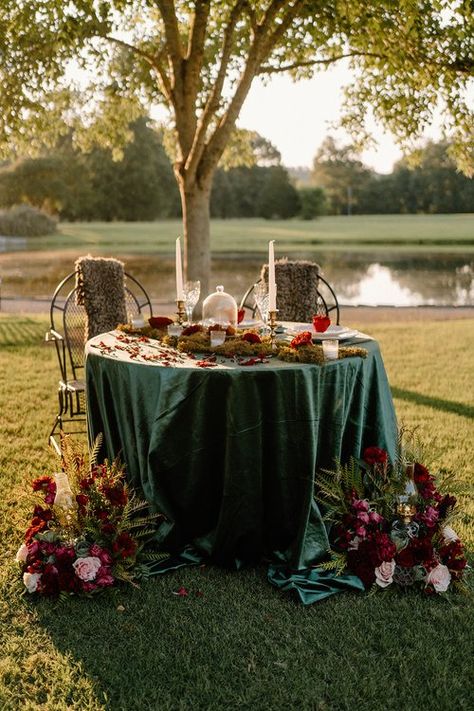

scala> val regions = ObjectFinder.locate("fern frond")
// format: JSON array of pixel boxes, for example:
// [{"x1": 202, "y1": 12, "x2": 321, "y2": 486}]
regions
[
  {"x1": 315, "y1": 551, "x2": 347, "y2": 576},
  {"x1": 89, "y1": 433, "x2": 103, "y2": 468}
]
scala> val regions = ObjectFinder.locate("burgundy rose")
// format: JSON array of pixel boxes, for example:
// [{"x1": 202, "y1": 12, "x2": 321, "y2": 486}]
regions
[
  {"x1": 112, "y1": 532, "x2": 137, "y2": 559},
  {"x1": 363, "y1": 447, "x2": 388, "y2": 466},
  {"x1": 396, "y1": 546, "x2": 415, "y2": 568},
  {"x1": 242, "y1": 332, "x2": 262, "y2": 344},
  {"x1": 439, "y1": 540, "x2": 467, "y2": 579},
  {"x1": 32, "y1": 475, "x2": 54, "y2": 492},
  {"x1": 101, "y1": 522, "x2": 117, "y2": 536},
  {"x1": 436, "y1": 494, "x2": 457, "y2": 519},
  {"x1": 374, "y1": 532, "x2": 397, "y2": 563},
  {"x1": 76, "y1": 493, "x2": 89, "y2": 509},
  {"x1": 411, "y1": 536, "x2": 436, "y2": 570},
  {"x1": 414, "y1": 462, "x2": 437, "y2": 500},
  {"x1": 347, "y1": 544, "x2": 376, "y2": 588},
  {"x1": 101, "y1": 484, "x2": 128, "y2": 507}
]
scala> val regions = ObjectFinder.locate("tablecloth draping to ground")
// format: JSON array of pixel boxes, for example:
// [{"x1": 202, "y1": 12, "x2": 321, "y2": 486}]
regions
[{"x1": 85, "y1": 330, "x2": 397, "y2": 602}]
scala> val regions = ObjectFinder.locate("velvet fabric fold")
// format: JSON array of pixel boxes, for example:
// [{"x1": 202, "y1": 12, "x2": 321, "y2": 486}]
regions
[{"x1": 86, "y1": 336, "x2": 397, "y2": 602}]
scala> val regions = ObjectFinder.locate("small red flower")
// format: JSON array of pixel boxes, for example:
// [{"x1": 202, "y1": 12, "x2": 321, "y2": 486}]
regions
[
  {"x1": 149, "y1": 316, "x2": 173, "y2": 329},
  {"x1": 101, "y1": 484, "x2": 128, "y2": 507},
  {"x1": 363, "y1": 447, "x2": 388, "y2": 466},
  {"x1": 173, "y1": 586, "x2": 189, "y2": 597},
  {"x1": 182, "y1": 324, "x2": 203, "y2": 336},
  {"x1": 290, "y1": 331, "x2": 312, "y2": 349},
  {"x1": 112, "y1": 532, "x2": 137, "y2": 559},
  {"x1": 242, "y1": 332, "x2": 262, "y2": 344}
]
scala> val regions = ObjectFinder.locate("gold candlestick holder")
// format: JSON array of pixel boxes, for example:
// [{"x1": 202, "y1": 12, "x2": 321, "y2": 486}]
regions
[
  {"x1": 268, "y1": 309, "x2": 279, "y2": 349},
  {"x1": 176, "y1": 299, "x2": 186, "y2": 325}
]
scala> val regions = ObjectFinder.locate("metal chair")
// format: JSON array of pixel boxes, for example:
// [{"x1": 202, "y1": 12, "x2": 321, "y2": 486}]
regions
[
  {"x1": 46, "y1": 270, "x2": 152, "y2": 454},
  {"x1": 239, "y1": 267, "x2": 340, "y2": 324}
]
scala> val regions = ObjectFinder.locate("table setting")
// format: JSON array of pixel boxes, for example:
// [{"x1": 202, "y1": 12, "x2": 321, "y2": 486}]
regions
[{"x1": 81, "y1": 238, "x2": 402, "y2": 603}]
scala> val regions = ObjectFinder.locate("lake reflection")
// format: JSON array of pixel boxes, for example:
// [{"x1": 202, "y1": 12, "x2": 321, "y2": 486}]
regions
[
  {"x1": 315, "y1": 253, "x2": 474, "y2": 307},
  {"x1": 0, "y1": 249, "x2": 473, "y2": 307}
]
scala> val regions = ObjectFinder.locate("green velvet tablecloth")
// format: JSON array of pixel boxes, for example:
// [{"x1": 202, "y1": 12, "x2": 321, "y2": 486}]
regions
[{"x1": 85, "y1": 332, "x2": 397, "y2": 583}]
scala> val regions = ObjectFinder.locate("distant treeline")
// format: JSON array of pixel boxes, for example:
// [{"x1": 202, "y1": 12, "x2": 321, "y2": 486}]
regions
[{"x1": 0, "y1": 120, "x2": 471, "y2": 221}]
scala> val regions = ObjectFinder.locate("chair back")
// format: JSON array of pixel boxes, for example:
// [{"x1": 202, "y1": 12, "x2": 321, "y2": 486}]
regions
[
  {"x1": 240, "y1": 259, "x2": 340, "y2": 324},
  {"x1": 49, "y1": 271, "x2": 152, "y2": 381}
]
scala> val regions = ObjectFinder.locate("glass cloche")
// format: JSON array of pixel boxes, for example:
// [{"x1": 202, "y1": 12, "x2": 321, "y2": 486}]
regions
[{"x1": 202, "y1": 285, "x2": 238, "y2": 327}]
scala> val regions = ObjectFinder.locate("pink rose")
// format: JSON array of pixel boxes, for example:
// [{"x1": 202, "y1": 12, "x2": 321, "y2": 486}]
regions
[
  {"x1": 352, "y1": 498, "x2": 369, "y2": 512},
  {"x1": 357, "y1": 512, "x2": 370, "y2": 525},
  {"x1": 369, "y1": 511, "x2": 384, "y2": 524},
  {"x1": 375, "y1": 560, "x2": 395, "y2": 588},
  {"x1": 420, "y1": 506, "x2": 439, "y2": 528},
  {"x1": 15, "y1": 543, "x2": 29, "y2": 563},
  {"x1": 23, "y1": 571, "x2": 42, "y2": 593},
  {"x1": 426, "y1": 563, "x2": 451, "y2": 593},
  {"x1": 355, "y1": 525, "x2": 367, "y2": 537},
  {"x1": 73, "y1": 556, "x2": 102, "y2": 582}
]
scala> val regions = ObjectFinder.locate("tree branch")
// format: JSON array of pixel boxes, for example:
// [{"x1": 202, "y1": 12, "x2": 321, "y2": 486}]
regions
[
  {"x1": 186, "y1": 0, "x2": 248, "y2": 180},
  {"x1": 103, "y1": 35, "x2": 157, "y2": 66},
  {"x1": 181, "y1": 1, "x2": 211, "y2": 136},
  {"x1": 258, "y1": 51, "x2": 386, "y2": 74},
  {"x1": 155, "y1": 0, "x2": 183, "y2": 67}
]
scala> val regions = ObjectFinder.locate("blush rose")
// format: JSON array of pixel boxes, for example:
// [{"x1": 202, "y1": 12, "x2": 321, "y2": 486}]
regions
[
  {"x1": 73, "y1": 556, "x2": 102, "y2": 582},
  {"x1": 426, "y1": 563, "x2": 451, "y2": 593},
  {"x1": 375, "y1": 560, "x2": 396, "y2": 588}
]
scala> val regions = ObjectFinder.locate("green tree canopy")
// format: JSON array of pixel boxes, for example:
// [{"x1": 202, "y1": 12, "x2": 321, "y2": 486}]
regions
[{"x1": 0, "y1": 1, "x2": 472, "y2": 290}]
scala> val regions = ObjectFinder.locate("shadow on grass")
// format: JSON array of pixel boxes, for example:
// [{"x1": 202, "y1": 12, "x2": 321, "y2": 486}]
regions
[
  {"x1": 32, "y1": 565, "x2": 474, "y2": 711},
  {"x1": 0, "y1": 318, "x2": 47, "y2": 347},
  {"x1": 392, "y1": 386, "x2": 474, "y2": 419}
]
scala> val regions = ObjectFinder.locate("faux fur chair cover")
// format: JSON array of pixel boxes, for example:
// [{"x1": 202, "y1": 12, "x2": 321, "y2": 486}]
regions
[
  {"x1": 75, "y1": 256, "x2": 127, "y2": 340},
  {"x1": 260, "y1": 258, "x2": 321, "y2": 322}
]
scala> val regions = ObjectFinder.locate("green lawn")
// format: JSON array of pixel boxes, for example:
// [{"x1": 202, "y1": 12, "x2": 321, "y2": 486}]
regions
[
  {"x1": 16, "y1": 214, "x2": 474, "y2": 254},
  {"x1": 0, "y1": 314, "x2": 473, "y2": 710}
]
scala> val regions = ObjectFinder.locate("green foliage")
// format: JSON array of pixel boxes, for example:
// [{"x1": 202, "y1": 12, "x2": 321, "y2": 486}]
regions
[
  {"x1": 297, "y1": 187, "x2": 328, "y2": 219},
  {"x1": 0, "y1": 119, "x2": 180, "y2": 221},
  {"x1": 0, "y1": 204, "x2": 57, "y2": 236}
]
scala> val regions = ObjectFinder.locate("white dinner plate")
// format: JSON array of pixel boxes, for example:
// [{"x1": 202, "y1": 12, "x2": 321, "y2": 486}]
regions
[
  {"x1": 239, "y1": 319, "x2": 263, "y2": 329},
  {"x1": 312, "y1": 329, "x2": 359, "y2": 341}
]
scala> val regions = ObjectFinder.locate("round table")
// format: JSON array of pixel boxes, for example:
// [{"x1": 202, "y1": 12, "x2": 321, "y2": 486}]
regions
[{"x1": 85, "y1": 329, "x2": 398, "y2": 576}]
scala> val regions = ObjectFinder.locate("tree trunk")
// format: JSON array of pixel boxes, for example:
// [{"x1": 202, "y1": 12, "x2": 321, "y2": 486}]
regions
[{"x1": 179, "y1": 177, "x2": 213, "y2": 301}]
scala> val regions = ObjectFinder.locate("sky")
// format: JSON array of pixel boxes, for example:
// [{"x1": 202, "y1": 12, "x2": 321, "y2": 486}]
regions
[{"x1": 237, "y1": 63, "x2": 406, "y2": 174}]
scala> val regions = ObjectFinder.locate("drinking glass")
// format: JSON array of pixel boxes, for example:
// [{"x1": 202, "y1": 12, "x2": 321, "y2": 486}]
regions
[
  {"x1": 253, "y1": 282, "x2": 269, "y2": 324},
  {"x1": 183, "y1": 280, "x2": 200, "y2": 323}
]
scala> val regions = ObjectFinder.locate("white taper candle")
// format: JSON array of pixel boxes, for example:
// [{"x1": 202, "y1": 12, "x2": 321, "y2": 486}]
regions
[
  {"x1": 268, "y1": 240, "x2": 277, "y2": 311},
  {"x1": 175, "y1": 237, "x2": 184, "y2": 300}
]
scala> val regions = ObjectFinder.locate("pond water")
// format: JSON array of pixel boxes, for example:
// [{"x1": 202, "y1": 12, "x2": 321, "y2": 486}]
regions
[{"x1": 0, "y1": 248, "x2": 473, "y2": 307}]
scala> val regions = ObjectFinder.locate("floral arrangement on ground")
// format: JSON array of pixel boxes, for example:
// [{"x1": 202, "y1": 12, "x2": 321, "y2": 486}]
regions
[
  {"x1": 315, "y1": 432, "x2": 469, "y2": 595},
  {"x1": 16, "y1": 435, "x2": 165, "y2": 598}
]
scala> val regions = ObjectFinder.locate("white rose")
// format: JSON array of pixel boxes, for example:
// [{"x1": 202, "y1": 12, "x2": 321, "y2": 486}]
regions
[
  {"x1": 426, "y1": 563, "x2": 451, "y2": 593},
  {"x1": 23, "y1": 572, "x2": 41, "y2": 593},
  {"x1": 73, "y1": 556, "x2": 102, "y2": 582},
  {"x1": 375, "y1": 560, "x2": 396, "y2": 588},
  {"x1": 15, "y1": 543, "x2": 29, "y2": 563},
  {"x1": 442, "y1": 526, "x2": 459, "y2": 543}
]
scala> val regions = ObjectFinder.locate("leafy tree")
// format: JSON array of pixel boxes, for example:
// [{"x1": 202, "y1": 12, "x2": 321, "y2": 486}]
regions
[
  {"x1": 312, "y1": 137, "x2": 375, "y2": 215},
  {"x1": 256, "y1": 166, "x2": 300, "y2": 219},
  {"x1": 298, "y1": 187, "x2": 327, "y2": 219},
  {"x1": 0, "y1": 2, "x2": 472, "y2": 292}
]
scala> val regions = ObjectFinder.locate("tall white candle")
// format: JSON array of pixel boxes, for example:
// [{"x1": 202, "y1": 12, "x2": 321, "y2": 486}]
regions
[
  {"x1": 268, "y1": 240, "x2": 277, "y2": 310},
  {"x1": 175, "y1": 237, "x2": 184, "y2": 300}
]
